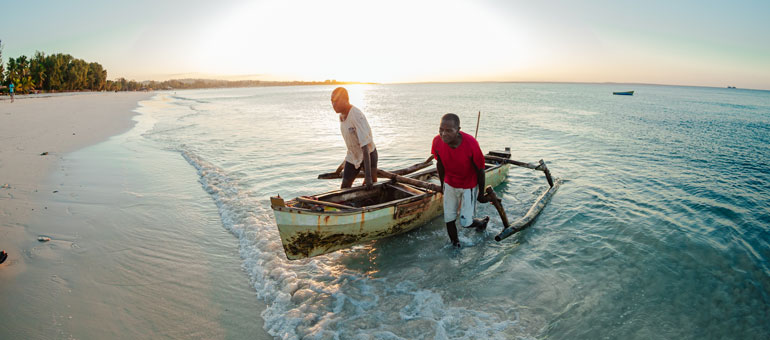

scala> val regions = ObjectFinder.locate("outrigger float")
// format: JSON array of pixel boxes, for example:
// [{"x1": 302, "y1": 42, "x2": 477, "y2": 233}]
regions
[{"x1": 270, "y1": 148, "x2": 560, "y2": 260}]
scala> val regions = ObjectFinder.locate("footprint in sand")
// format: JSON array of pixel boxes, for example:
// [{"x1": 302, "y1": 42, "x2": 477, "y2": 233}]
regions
[
  {"x1": 50, "y1": 274, "x2": 73, "y2": 294},
  {"x1": 28, "y1": 239, "x2": 75, "y2": 262}
]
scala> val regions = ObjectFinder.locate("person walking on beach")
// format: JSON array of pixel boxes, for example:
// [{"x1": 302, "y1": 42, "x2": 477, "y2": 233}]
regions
[
  {"x1": 331, "y1": 87, "x2": 377, "y2": 189},
  {"x1": 9, "y1": 82, "x2": 14, "y2": 103},
  {"x1": 432, "y1": 113, "x2": 490, "y2": 247}
]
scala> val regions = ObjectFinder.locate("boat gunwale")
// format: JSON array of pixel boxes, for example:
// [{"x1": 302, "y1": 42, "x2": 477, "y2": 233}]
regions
[
  {"x1": 272, "y1": 192, "x2": 434, "y2": 215},
  {"x1": 271, "y1": 162, "x2": 507, "y2": 216}
]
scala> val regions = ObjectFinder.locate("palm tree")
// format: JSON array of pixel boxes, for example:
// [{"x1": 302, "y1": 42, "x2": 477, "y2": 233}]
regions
[
  {"x1": 11, "y1": 76, "x2": 35, "y2": 94},
  {"x1": 0, "y1": 39, "x2": 5, "y2": 87},
  {"x1": 30, "y1": 51, "x2": 46, "y2": 92}
]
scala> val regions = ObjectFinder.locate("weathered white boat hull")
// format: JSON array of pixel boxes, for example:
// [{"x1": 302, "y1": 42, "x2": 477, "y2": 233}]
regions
[
  {"x1": 272, "y1": 164, "x2": 510, "y2": 260},
  {"x1": 274, "y1": 194, "x2": 442, "y2": 259}
]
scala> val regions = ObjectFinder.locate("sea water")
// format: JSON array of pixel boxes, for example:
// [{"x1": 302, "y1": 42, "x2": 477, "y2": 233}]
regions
[{"x1": 34, "y1": 83, "x2": 770, "y2": 339}]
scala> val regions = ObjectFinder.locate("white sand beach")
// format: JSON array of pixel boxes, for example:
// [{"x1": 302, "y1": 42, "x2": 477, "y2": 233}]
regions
[
  {"x1": 0, "y1": 92, "x2": 151, "y2": 276},
  {"x1": 0, "y1": 92, "x2": 270, "y2": 339}
]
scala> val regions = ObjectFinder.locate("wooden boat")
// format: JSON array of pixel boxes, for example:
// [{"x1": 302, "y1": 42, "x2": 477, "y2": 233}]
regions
[
  {"x1": 612, "y1": 91, "x2": 634, "y2": 95},
  {"x1": 270, "y1": 150, "x2": 513, "y2": 260}
]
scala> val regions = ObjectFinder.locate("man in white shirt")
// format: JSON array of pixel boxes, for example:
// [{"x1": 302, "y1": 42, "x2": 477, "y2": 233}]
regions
[{"x1": 331, "y1": 87, "x2": 377, "y2": 189}]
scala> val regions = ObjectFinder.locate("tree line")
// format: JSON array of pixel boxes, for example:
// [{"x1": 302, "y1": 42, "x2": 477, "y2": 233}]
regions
[
  {"x1": 1, "y1": 49, "x2": 112, "y2": 93},
  {"x1": 1, "y1": 43, "x2": 369, "y2": 94}
]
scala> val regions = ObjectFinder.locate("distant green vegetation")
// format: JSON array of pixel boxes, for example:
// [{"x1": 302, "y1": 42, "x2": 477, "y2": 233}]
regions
[
  {"x1": 2, "y1": 51, "x2": 108, "y2": 93},
  {"x1": 0, "y1": 42, "x2": 370, "y2": 94},
  {"x1": 0, "y1": 42, "x2": 110, "y2": 93}
]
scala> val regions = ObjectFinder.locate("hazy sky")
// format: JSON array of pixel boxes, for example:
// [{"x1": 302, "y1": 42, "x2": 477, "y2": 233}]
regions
[{"x1": 2, "y1": 0, "x2": 769, "y2": 89}]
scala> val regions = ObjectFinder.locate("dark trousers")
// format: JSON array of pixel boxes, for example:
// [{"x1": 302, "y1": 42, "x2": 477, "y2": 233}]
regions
[{"x1": 341, "y1": 149, "x2": 378, "y2": 188}]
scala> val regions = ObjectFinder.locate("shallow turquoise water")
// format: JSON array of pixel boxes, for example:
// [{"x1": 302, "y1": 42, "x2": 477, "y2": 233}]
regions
[{"x1": 135, "y1": 83, "x2": 770, "y2": 339}]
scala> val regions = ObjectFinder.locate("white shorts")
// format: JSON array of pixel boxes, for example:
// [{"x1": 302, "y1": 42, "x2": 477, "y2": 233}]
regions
[{"x1": 442, "y1": 182, "x2": 478, "y2": 227}]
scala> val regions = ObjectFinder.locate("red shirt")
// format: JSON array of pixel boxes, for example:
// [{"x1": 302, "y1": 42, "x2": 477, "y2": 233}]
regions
[{"x1": 431, "y1": 132, "x2": 485, "y2": 189}]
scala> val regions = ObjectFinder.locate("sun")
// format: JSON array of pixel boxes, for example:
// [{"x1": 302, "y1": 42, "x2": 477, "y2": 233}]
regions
[{"x1": 194, "y1": 0, "x2": 533, "y2": 83}]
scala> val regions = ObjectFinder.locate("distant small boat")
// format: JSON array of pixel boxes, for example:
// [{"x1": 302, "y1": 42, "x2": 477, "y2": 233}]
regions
[
  {"x1": 727, "y1": 86, "x2": 736, "y2": 89},
  {"x1": 613, "y1": 91, "x2": 634, "y2": 96}
]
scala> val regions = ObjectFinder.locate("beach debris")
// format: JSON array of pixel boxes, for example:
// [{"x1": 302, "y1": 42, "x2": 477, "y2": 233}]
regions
[
  {"x1": 1, "y1": 184, "x2": 10, "y2": 189},
  {"x1": 40, "y1": 152, "x2": 48, "y2": 156},
  {"x1": 38, "y1": 236, "x2": 51, "y2": 242},
  {"x1": 53, "y1": 190, "x2": 58, "y2": 193}
]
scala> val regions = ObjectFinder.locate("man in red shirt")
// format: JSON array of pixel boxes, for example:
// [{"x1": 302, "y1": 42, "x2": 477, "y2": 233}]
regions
[{"x1": 431, "y1": 113, "x2": 490, "y2": 247}]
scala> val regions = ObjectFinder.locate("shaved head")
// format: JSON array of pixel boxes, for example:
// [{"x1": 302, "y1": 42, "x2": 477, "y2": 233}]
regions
[
  {"x1": 331, "y1": 87, "x2": 351, "y2": 114},
  {"x1": 331, "y1": 87, "x2": 349, "y2": 102},
  {"x1": 441, "y1": 113, "x2": 460, "y2": 129}
]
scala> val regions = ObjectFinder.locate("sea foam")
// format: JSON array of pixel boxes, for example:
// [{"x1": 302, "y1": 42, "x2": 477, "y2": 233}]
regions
[{"x1": 180, "y1": 147, "x2": 530, "y2": 339}]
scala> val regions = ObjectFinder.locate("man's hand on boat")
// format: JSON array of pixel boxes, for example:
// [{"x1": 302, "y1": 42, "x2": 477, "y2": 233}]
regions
[{"x1": 477, "y1": 193, "x2": 490, "y2": 203}]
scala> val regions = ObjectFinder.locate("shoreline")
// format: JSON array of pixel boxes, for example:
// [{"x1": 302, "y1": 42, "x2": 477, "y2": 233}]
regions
[
  {"x1": 0, "y1": 92, "x2": 152, "y2": 276},
  {"x1": 0, "y1": 92, "x2": 271, "y2": 339}
]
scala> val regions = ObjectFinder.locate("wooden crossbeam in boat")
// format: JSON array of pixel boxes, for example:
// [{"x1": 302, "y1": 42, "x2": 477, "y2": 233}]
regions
[
  {"x1": 377, "y1": 169, "x2": 442, "y2": 192},
  {"x1": 317, "y1": 156, "x2": 434, "y2": 179},
  {"x1": 386, "y1": 182, "x2": 427, "y2": 196},
  {"x1": 296, "y1": 196, "x2": 362, "y2": 211}
]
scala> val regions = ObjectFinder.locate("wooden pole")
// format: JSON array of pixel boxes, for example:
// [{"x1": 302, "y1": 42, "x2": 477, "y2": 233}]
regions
[
  {"x1": 318, "y1": 156, "x2": 434, "y2": 180},
  {"x1": 494, "y1": 179, "x2": 560, "y2": 241},
  {"x1": 484, "y1": 155, "x2": 540, "y2": 170},
  {"x1": 377, "y1": 169, "x2": 442, "y2": 192},
  {"x1": 474, "y1": 111, "x2": 481, "y2": 139},
  {"x1": 484, "y1": 155, "x2": 555, "y2": 187},
  {"x1": 296, "y1": 196, "x2": 362, "y2": 211},
  {"x1": 484, "y1": 155, "x2": 553, "y2": 187},
  {"x1": 539, "y1": 159, "x2": 554, "y2": 188},
  {"x1": 484, "y1": 186, "x2": 509, "y2": 229}
]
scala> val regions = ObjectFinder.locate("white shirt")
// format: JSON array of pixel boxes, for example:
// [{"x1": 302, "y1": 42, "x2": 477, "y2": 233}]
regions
[{"x1": 340, "y1": 106, "x2": 376, "y2": 168}]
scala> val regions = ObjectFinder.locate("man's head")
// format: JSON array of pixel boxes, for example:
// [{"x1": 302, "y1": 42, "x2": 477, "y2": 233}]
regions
[
  {"x1": 439, "y1": 113, "x2": 461, "y2": 144},
  {"x1": 331, "y1": 87, "x2": 350, "y2": 114}
]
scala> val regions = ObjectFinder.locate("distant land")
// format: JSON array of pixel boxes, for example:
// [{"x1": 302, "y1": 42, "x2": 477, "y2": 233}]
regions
[
  {"x1": 136, "y1": 78, "x2": 376, "y2": 91},
  {"x1": 0, "y1": 45, "x2": 373, "y2": 94}
]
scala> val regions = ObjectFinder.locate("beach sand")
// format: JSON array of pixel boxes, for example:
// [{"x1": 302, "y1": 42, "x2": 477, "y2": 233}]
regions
[
  {"x1": 0, "y1": 93, "x2": 270, "y2": 339},
  {"x1": 1, "y1": 92, "x2": 152, "y2": 277}
]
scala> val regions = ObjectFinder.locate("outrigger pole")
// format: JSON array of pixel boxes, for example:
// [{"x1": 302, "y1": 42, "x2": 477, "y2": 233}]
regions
[{"x1": 483, "y1": 152, "x2": 560, "y2": 241}]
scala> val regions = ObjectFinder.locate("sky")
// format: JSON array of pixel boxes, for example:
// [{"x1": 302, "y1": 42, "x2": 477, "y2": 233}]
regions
[{"x1": 1, "y1": 0, "x2": 769, "y2": 89}]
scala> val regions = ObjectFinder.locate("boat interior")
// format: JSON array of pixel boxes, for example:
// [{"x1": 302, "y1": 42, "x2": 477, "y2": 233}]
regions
[
  {"x1": 311, "y1": 180, "x2": 433, "y2": 210},
  {"x1": 290, "y1": 160, "x2": 507, "y2": 212}
]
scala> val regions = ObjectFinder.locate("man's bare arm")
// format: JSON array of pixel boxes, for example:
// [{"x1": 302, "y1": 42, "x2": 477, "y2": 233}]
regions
[
  {"x1": 471, "y1": 157, "x2": 487, "y2": 203},
  {"x1": 436, "y1": 154, "x2": 445, "y2": 189}
]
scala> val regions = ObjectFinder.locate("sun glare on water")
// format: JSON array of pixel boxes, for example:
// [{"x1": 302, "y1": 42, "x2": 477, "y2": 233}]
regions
[{"x1": 195, "y1": 0, "x2": 533, "y2": 83}]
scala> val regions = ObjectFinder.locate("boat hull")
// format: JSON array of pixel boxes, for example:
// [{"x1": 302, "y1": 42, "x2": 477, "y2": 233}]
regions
[{"x1": 272, "y1": 164, "x2": 510, "y2": 260}]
